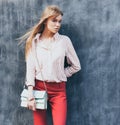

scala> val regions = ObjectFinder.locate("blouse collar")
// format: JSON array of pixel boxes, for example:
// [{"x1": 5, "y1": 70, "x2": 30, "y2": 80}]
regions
[{"x1": 34, "y1": 32, "x2": 60, "y2": 42}]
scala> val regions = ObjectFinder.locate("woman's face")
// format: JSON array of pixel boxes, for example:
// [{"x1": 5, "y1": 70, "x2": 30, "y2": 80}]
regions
[{"x1": 45, "y1": 14, "x2": 62, "y2": 34}]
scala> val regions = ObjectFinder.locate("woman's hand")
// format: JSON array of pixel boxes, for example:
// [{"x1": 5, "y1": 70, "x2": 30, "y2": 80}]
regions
[
  {"x1": 27, "y1": 96, "x2": 36, "y2": 111},
  {"x1": 27, "y1": 85, "x2": 36, "y2": 111}
]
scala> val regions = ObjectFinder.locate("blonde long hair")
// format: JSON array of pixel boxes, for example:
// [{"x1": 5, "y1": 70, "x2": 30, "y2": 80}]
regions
[{"x1": 19, "y1": 5, "x2": 63, "y2": 59}]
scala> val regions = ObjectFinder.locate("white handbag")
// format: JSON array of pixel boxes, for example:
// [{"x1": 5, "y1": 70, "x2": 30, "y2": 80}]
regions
[{"x1": 20, "y1": 88, "x2": 48, "y2": 109}]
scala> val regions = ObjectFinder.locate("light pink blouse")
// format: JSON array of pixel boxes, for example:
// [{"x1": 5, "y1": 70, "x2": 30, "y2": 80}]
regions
[{"x1": 26, "y1": 32, "x2": 81, "y2": 86}]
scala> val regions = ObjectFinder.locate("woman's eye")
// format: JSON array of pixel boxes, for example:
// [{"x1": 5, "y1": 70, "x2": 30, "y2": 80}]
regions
[
  {"x1": 52, "y1": 19, "x2": 62, "y2": 23},
  {"x1": 59, "y1": 20, "x2": 62, "y2": 23},
  {"x1": 52, "y1": 19, "x2": 57, "y2": 22}
]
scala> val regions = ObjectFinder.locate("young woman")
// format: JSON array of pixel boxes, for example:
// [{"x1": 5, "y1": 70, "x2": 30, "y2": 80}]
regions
[{"x1": 21, "y1": 5, "x2": 81, "y2": 125}]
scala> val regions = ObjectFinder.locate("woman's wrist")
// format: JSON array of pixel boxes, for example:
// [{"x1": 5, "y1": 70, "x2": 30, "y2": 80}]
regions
[
  {"x1": 27, "y1": 85, "x2": 34, "y2": 100},
  {"x1": 28, "y1": 97, "x2": 35, "y2": 101},
  {"x1": 28, "y1": 93, "x2": 34, "y2": 100},
  {"x1": 27, "y1": 85, "x2": 34, "y2": 90}
]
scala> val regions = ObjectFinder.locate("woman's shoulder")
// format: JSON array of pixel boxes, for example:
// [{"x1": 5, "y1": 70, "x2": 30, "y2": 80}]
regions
[{"x1": 58, "y1": 33, "x2": 71, "y2": 42}]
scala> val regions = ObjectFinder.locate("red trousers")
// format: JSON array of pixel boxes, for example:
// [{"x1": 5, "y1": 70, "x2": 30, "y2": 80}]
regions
[{"x1": 33, "y1": 80, "x2": 67, "y2": 125}]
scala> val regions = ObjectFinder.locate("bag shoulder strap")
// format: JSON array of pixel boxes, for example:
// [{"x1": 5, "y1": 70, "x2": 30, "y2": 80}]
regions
[{"x1": 33, "y1": 41, "x2": 47, "y2": 92}]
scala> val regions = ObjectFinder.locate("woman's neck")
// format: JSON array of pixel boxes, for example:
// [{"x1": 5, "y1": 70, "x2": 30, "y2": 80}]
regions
[{"x1": 40, "y1": 29, "x2": 55, "y2": 39}]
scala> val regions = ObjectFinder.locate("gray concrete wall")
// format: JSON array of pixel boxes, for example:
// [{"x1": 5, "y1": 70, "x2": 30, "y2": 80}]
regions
[{"x1": 0, "y1": 0, "x2": 120, "y2": 125}]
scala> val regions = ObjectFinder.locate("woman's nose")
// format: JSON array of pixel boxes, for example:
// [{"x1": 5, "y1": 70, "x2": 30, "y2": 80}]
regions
[{"x1": 56, "y1": 22, "x2": 61, "y2": 27}]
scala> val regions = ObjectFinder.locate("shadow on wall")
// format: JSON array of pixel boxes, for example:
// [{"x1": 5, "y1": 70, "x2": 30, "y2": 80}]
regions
[
  {"x1": 0, "y1": 44, "x2": 7, "y2": 64},
  {"x1": 12, "y1": 107, "x2": 33, "y2": 125},
  {"x1": 11, "y1": 23, "x2": 83, "y2": 125}
]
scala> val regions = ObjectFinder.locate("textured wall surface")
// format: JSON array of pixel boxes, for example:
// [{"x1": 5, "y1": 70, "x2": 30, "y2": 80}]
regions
[{"x1": 0, "y1": 0, "x2": 120, "y2": 125}]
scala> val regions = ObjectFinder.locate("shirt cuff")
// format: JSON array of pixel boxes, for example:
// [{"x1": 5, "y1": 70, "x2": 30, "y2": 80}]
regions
[
  {"x1": 64, "y1": 67, "x2": 72, "y2": 77},
  {"x1": 25, "y1": 80, "x2": 35, "y2": 87}
]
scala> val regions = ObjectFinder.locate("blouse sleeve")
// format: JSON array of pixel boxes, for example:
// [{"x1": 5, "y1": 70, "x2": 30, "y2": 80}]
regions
[
  {"x1": 64, "y1": 36, "x2": 81, "y2": 77},
  {"x1": 25, "y1": 49, "x2": 36, "y2": 87}
]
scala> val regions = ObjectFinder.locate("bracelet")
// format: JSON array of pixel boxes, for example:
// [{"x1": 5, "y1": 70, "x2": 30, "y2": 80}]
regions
[{"x1": 28, "y1": 97, "x2": 35, "y2": 101}]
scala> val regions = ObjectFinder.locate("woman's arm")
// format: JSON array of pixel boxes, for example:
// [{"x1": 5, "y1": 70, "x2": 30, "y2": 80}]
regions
[
  {"x1": 25, "y1": 49, "x2": 36, "y2": 87},
  {"x1": 64, "y1": 36, "x2": 81, "y2": 77}
]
